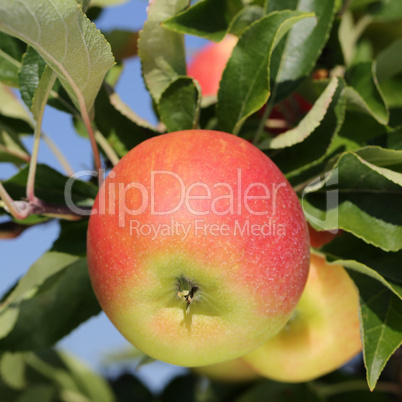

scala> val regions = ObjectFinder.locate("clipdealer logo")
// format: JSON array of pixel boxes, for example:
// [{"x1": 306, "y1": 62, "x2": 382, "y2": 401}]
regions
[{"x1": 64, "y1": 168, "x2": 294, "y2": 238}]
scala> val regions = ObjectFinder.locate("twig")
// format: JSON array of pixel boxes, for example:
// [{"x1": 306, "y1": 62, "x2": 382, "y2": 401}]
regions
[
  {"x1": 42, "y1": 133, "x2": 74, "y2": 176},
  {"x1": 94, "y1": 130, "x2": 120, "y2": 166}
]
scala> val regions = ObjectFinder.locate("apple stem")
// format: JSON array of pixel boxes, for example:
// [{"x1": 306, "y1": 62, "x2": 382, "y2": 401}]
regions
[{"x1": 177, "y1": 276, "x2": 199, "y2": 314}]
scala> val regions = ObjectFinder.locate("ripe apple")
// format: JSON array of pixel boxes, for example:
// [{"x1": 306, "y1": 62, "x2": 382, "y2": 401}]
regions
[
  {"x1": 187, "y1": 36, "x2": 312, "y2": 135},
  {"x1": 87, "y1": 129, "x2": 310, "y2": 367},
  {"x1": 308, "y1": 224, "x2": 341, "y2": 249},
  {"x1": 242, "y1": 253, "x2": 362, "y2": 382},
  {"x1": 192, "y1": 358, "x2": 260, "y2": 383},
  {"x1": 187, "y1": 35, "x2": 238, "y2": 97}
]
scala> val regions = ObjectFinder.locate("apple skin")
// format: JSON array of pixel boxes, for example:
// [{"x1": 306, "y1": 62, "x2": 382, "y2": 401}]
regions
[
  {"x1": 242, "y1": 253, "x2": 362, "y2": 382},
  {"x1": 87, "y1": 130, "x2": 310, "y2": 367},
  {"x1": 187, "y1": 35, "x2": 238, "y2": 97},
  {"x1": 308, "y1": 224, "x2": 341, "y2": 249},
  {"x1": 192, "y1": 358, "x2": 260, "y2": 383}
]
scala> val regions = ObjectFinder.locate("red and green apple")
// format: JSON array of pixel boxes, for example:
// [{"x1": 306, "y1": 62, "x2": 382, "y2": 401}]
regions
[{"x1": 87, "y1": 129, "x2": 310, "y2": 367}]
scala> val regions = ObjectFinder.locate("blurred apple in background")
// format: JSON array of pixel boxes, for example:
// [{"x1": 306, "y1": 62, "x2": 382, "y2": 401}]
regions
[
  {"x1": 242, "y1": 253, "x2": 362, "y2": 382},
  {"x1": 192, "y1": 358, "x2": 260, "y2": 383}
]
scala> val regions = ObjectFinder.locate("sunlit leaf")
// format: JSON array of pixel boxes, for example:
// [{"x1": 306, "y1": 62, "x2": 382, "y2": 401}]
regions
[
  {"x1": 138, "y1": 0, "x2": 188, "y2": 103},
  {"x1": 159, "y1": 77, "x2": 201, "y2": 132},
  {"x1": 0, "y1": 0, "x2": 115, "y2": 112}
]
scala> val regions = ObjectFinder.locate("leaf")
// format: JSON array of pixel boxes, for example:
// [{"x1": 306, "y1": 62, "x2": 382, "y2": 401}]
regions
[
  {"x1": 19, "y1": 47, "x2": 47, "y2": 110},
  {"x1": 94, "y1": 84, "x2": 159, "y2": 157},
  {"x1": 0, "y1": 32, "x2": 26, "y2": 87},
  {"x1": 356, "y1": 147, "x2": 402, "y2": 172},
  {"x1": 2, "y1": 163, "x2": 97, "y2": 207},
  {"x1": 51, "y1": 220, "x2": 88, "y2": 256},
  {"x1": 17, "y1": 385, "x2": 56, "y2": 402},
  {"x1": 376, "y1": 38, "x2": 402, "y2": 82},
  {"x1": 320, "y1": 233, "x2": 402, "y2": 300},
  {"x1": 57, "y1": 352, "x2": 115, "y2": 402},
  {"x1": 217, "y1": 10, "x2": 315, "y2": 134},
  {"x1": 104, "y1": 30, "x2": 139, "y2": 61},
  {"x1": 0, "y1": 83, "x2": 33, "y2": 127},
  {"x1": 138, "y1": 0, "x2": 188, "y2": 103},
  {"x1": 259, "y1": 76, "x2": 338, "y2": 150},
  {"x1": 348, "y1": 271, "x2": 402, "y2": 390},
  {"x1": 162, "y1": 0, "x2": 244, "y2": 42},
  {"x1": 0, "y1": 352, "x2": 26, "y2": 389},
  {"x1": 0, "y1": 252, "x2": 101, "y2": 351},
  {"x1": 270, "y1": 77, "x2": 345, "y2": 175},
  {"x1": 0, "y1": 252, "x2": 79, "y2": 339},
  {"x1": 268, "y1": 0, "x2": 337, "y2": 103},
  {"x1": 369, "y1": 0, "x2": 402, "y2": 22},
  {"x1": 235, "y1": 381, "x2": 324, "y2": 402},
  {"x1": 0, "y1": 0, "x2": 115, "y2": 112},
  {"x1": 159, "y1": 77, "x2": 201, "y2": 132},
  {"x1": 336, "y1": 110, "x2": 387, "y2": 149},
  {"x1": 302, "y1": 152, "x2": 402, "y2": 252},
  {"x1": 229, "y1": 6, "x2": 265, "y2": 37},
  {"x1": 0, "y1": 128, "x2": 30, "y2": 165},
  {"x1": 345, "y1": 61, "x2": 389, "y2": 125},
  {"x1": 90, "y1": 0, "x2": 130, "y2": 6}
]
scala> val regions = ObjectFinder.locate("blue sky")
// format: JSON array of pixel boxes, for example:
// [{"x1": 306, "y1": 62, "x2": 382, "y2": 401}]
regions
[{"x1": 0, "y1": 0, "x2": 208, "y2": 393}]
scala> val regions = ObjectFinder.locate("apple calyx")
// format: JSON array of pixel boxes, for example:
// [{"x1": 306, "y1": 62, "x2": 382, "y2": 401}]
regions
[{"x1": 177, "y1": 276, "x2": 199, "y2": 314}]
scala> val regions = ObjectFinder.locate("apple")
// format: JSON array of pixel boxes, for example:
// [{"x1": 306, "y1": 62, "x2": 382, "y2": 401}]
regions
[
  {"x1": 192, "y1": 358, "x2": 260, "y2": 383},
  {"x1": 242, "y1": 253, "x2": 362, "y2": 382},
  {"x1": 87, "y1": 129, "x2": 310, "y2": 367},
  {"x1": 308, "y1": 224, "x2": 341, "y2": 249},
  {"x1": 187, "y1": 35, "x2": 238, "y2": 97},
  {"x1": 187, "y1": 36, "x2": 312, "y2": 135}
]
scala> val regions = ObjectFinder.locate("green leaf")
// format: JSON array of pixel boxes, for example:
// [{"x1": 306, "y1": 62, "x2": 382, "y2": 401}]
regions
[
  {"x1": 0, "y1": 252, "x2": 101, "y2": 351},
  {"x1": 0, "y1": 352, "x2": 26, "y2": 389},
  {"x1": 376, "y1": 38, "x2": 402, "y2": 82},
  {"x1": 268, "y1": 0, "x2": 338, "y2": 103},
  {"x1": 0, "y1": 0, "x2": 115, "y2": 112},
  {"x1": 345, "y1": 61, "x2": 389, "y2": 125},
  {"x1": 259, "y1": 76, "x2": 338, "y2": 150},
  {"x1": 0, "y1": 128, "x2": 30, "y2": 165},
  {"x1": 0, "y1": 32, "x2": 26, "y2": 87},
  {"x1": 356, "y1": 146, "x2": 402, "y2": 173},
  {"x1": 320, "y1": 233, "x2": 402, "y2": 300},
  {"x1": 138, "y1": 0, "x2": 188, "y2": 103},
  {"x1": 369, "y1": 0, "x2": 402, "y2": 22},
  {"x1": 159, "y1": 77, "x2": 201, "y2": 132},
  {"x1": 270, "y1": 77, "x2": 345, "y2": 175},
  {"x1": 94, "y1": 84, "x2": 159, "y2": 157},
  {"x1": 217, "y1": 10, "x2": 314, "y2": 134},
  {"x1": 0, "y1": 83, "x2": 34, "y2": 128},
  {"x1": 104, "y1": 30, "x2": 139, "y2": 61},
  {"x1": 0, "y1": 252, "x2": 79, "y2": 339},
  {"x1": 17, "y1": 385, "x2": 56, "y2": 402},
  {"x1": 90, "y1": 0, "x2": 129, "y2": 6},
  {"x1": 229, "y1": 6, "x2": 265, "y2": 37},
  {"x1": 236, "y1": 381, "x2": 324, "y2": 402},
  {"x1": 19, "y1": 47, "x2": 46, "y2": 110},
  {"x1": 51, "y1": 220, "x2": 88, "y2": 256},
  {"x1": 337, "y1": 110, "x2": 387, "y2": 149},
  {"x1": 162, "y1": 0, "x2": 244, "y2": 42},
  {"x1": 302, "y1": 152, "x2": 402, "y2": 252},
  {"x1": 2, "y1": 163, "x2": 97, "y2": 207},
  {"x1": 348, "y1": 271, "x2": 402, "y2": 390},
  {"x1": 57, "y1": 352, "x2": 115, "y2": 402},
  {"x1": 31, "y1": 66, "x2": 57, "y2": 122}
]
